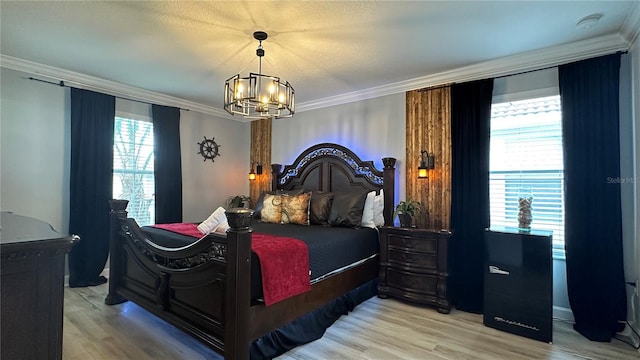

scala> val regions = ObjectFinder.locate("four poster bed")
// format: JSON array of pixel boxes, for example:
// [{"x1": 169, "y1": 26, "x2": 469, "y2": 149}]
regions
[{"x1": 105, "y1": 143, "x2": 396, "y2": 359}]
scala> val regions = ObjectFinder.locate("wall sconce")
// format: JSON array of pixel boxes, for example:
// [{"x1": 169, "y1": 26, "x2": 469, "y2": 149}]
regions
[
  {"x1": 249, "y1": 162, "x2": 263, "y2": 181},
  {"x1": 418, "y1": 150, "x2": 435, "y2": 179}
]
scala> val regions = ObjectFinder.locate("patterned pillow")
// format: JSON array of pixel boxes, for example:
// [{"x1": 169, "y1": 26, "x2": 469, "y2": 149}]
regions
[
  {"x1": 260, "y1": 194, "x2": 283, "y2": 223},
  {"x1": 281, "y1": 192, "x2": 311, "y2": 225}
]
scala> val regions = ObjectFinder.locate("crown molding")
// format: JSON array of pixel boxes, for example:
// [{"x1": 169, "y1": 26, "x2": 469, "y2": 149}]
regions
[
  {"x1": 0, "y1": 54, "x2": 232, "y2": 120},
  {"x1": 296, "y1": 33, "x2": 630, "y2": 112},
  {"x1": 621, "y1": 1, "x2": 640, "y2": 46}
]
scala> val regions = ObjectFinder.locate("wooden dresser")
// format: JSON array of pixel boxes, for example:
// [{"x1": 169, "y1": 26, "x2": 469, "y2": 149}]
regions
[
  {"x1": 1, "y1": 212, "x2": 79, "y2": 360},
  {"x1": 378, "y1": 227, "x2": 451, "y2": 313}
]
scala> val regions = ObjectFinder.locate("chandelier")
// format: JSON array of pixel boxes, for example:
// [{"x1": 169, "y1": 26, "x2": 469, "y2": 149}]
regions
[{"x1": 224, "y1": 31, "x2": 295, "y2": 120}]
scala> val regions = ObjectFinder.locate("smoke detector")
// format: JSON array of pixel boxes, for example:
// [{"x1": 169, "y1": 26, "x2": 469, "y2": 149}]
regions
[{"x1": 576, "y1": 14, "x2": 603, "y2": 29}]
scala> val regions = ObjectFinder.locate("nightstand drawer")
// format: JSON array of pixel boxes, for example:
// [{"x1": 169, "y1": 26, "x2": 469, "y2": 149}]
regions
[
  {"x1": 388, "y1": 234, "x2": 436, "y2": 253},
  {"x1": 388, "y1": 249, "x2": 437, "y2": 269},
  {"x1": 378, "y1": 227, "x2": 451, "y2": 313},
  {"x1": 386, "y1": 268, "x2": 437, "y2": 295}
]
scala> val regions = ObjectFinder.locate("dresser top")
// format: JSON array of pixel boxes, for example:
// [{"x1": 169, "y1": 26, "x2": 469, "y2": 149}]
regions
[
  {"x1": 487, "y1": 226, "x2": 553, "y2": 237},
  {"x1": 1, "y1": 211, "x2": 73, "y2": 245}
]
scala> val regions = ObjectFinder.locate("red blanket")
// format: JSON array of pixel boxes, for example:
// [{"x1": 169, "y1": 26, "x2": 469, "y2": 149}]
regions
[{"x1": 152, "y1": 223, "x2": 310, "y2": 306}]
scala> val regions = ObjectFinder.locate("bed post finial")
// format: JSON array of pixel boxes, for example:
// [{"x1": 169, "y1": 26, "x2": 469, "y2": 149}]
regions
[{"x1": 225, "y1": 208, "x2": 255, "y2": 229}]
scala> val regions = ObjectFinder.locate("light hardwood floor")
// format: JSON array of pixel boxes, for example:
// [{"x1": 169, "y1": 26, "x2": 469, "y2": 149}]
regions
[{"x1": 63, "y1": 283, "x2": 638, "y2": 360}]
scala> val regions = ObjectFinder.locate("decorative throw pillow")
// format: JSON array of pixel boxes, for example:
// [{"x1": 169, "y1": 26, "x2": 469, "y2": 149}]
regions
[
  {"x1": 373, "y1": 189, "x2": 385, "y2": 227},
  {"x1": 360, "y1": 190, "x2": 377, "y2": 228},
  {"x1": 254, "y1": 189, "x2": 304, "y2": 219},
  {"x1": 260, "y1": 194, "x2": 283, "y2": 224},
  {"x1": 309, "y1": 191, "x2": 334, "y2": 225},
  {"x1": 281, "y1": 192, "x2": 311, "y2": 225},
  {"x1": 328, "y1": 192, "x2": 368, "y2": 228}
]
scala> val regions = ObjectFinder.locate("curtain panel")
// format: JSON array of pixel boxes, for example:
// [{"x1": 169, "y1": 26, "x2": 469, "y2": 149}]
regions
[
  {"x1": 152, "y1": 105, "x2": 182, "y2": 224},
  {"x1": 449, "y1": 79, "x2": 494, "y2": 313},
  {"x1": 68, "y1": 88, "x2": 115, "y2": 287},
  {"x1": 406, "y1": 86, "x2": 452, "y2": 230},
  {"x1": 559, "y1": 53, "x2": 626, "y2": 342}
]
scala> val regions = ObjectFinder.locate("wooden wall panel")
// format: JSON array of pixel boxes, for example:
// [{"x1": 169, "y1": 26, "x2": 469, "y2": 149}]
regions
[
  {"x1": 406, "y1": 87, "x2": 451, "y2": 230},
  {"x1": 249, "y1": 118, "x2": 272, "y2": 207}
]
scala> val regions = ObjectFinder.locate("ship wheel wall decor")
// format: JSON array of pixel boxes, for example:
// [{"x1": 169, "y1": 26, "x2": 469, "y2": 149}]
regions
[{"x1": 197, "y1": 136, "x2": 220, "y2": 162}]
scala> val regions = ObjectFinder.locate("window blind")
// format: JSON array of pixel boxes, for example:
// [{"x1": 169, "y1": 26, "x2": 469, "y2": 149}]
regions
[
  {"x1": 113, "y1": 117, "x2": 155, "y2": 226},
  {"x1": 489, "y1": 96, "x2": 565, "y2": 256}
]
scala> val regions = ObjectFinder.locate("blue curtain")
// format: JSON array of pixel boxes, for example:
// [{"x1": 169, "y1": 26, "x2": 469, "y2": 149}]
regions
[
  {"x1": 449, "y1": 79, "x2": 494, "y2": 313},
  {"x1": 68, "y1": 88, "x2": 115, "y2": 287},
  {"x1": 559, "y1": 53, "x2": 626, "y2": 341},
  {"x1": 152, "y1": 104, "x2": 182, "y2": 224}
]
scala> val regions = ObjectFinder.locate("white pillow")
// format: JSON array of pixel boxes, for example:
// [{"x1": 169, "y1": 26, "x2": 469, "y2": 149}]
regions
[
  {"x1": 360, "y1": 190, "x2": 376, "y2": 228},
  {"x1": 212, "y1": 221, "x2": 229, "y2": 234},
  {"x1": 373, "y1": 189, "x2": 385, "y2": 227},
  {"x1": 197, "y1": 207, "x2": 226, "y2": 234}
]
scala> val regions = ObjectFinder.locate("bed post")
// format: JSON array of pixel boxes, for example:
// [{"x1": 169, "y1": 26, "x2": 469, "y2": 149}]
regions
[
  {"x1": 382, "y1": 157, "x2": 396, "y2": 226},
  {"x1": 224, "y1": 208, "x2": 255, "y2": 360},
  {"x1": 271, "y1": 164, "x2": 282, "y2": 191},
  {"x1": 105, "y1": 199, "x2": 128, "y2": 305}
]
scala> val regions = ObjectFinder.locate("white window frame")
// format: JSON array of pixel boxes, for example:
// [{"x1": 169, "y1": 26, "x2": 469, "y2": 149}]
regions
[
  {"x1": 113, "y1": 112, "x2": 155, "y2": 226},
  {"x1": 490, "y1": 88, "x2": 566, "y2": 260}
]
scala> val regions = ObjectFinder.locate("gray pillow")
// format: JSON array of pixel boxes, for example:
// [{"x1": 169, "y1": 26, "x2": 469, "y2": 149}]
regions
[
  {"x1": 328, "y1": 192, "x2": 367, "y2": 228},
  {"x1": 309, "y1": 191, "x2": 334, "y2": 225}
]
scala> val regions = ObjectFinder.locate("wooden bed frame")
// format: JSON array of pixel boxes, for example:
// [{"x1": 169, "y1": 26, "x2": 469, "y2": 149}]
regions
[{"x1": 105, "y1": 143, "x2": 396, "y2": 359}]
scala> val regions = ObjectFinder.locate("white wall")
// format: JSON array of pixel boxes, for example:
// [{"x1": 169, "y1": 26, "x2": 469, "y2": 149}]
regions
[
  {"x1": 0, "y1": 67, "x2": 249, "y2": 232},
  {"x1": 273, "y1": 93, "x2": 406, "y2": 203},
  {"x1": 1, "y1": 67, "x2": 71, "y2": 233},
  {"x1": 180, "y1": 110, "x2": 249, "y2": 222}
]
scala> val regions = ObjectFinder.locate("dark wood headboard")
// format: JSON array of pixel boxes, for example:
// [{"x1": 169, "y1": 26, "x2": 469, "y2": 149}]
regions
[{"x1": 270, "y1": 143, "x2": 396, "y2": 226}]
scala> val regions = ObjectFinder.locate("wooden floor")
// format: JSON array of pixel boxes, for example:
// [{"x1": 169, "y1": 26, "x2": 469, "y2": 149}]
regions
[{"x1": 63, "y1": 283, "x2": 638, "y2": 360}]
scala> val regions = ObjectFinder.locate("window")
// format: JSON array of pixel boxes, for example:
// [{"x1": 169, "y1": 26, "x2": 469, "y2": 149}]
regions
[
  {"x1": 489, "y1": 95, "x2": 565, "y2": 257},
  {"x1": 113, "y1": 117, "x2": 155, "y2": 226}
]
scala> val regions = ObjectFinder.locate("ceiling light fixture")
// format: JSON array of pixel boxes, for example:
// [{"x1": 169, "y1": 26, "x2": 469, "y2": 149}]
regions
[{"x1": 224, "y1": 31, "x2": 295, "y2": 120}]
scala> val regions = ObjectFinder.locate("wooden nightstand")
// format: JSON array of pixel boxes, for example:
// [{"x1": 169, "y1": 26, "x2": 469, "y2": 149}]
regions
[{"x1": 378, "y1": 227, "x2": 451, "y2": 313}]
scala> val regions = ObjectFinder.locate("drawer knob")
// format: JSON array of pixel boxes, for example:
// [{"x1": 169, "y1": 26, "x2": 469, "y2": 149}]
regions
[{"x1": 401, "y1": 252, "x2": 415, "y2": 263}]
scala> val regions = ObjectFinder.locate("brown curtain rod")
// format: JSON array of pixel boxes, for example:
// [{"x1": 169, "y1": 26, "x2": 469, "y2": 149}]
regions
[{"x1": 27, "y1": 76, "x2": 190, "y2": 111}]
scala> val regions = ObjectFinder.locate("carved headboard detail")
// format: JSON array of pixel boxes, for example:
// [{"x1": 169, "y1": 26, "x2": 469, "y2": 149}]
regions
[{"x1": 271, "y1": 143, "x2": 396, "y2": 226}]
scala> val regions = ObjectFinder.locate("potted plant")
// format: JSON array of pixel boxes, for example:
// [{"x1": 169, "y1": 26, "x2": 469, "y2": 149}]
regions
[
  {"x1": 226, "y1": 195, "x2": 250, "y2": 209},
  {"x1": 393, "y1": 199, "x2": 422, "y2": 228}
]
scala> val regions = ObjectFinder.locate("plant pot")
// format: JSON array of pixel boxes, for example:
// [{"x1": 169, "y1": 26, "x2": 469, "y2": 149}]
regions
[{"x1": 398, "y1": 213, "x2": 412, "y2": 228}]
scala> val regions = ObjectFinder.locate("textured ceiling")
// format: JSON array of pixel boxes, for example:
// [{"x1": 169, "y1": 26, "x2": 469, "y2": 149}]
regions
[{"x1": 1, "y1": 1, "x2": 638, "y2": 117}]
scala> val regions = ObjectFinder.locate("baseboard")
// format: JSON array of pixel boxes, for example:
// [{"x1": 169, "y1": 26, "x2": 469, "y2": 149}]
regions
[
  {"x1": 618, "y1": 322, "x2": 640, "y2": 348},
  {"x1": 553, "y1": 306, "x2": 574, "y2": 323}
]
